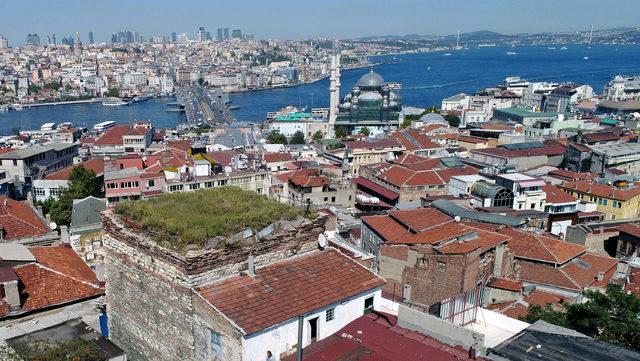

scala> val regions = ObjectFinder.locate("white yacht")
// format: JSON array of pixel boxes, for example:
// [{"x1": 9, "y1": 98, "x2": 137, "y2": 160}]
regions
[{"x1": 102, "y1": 97, "x2": 130, "y2": 106}]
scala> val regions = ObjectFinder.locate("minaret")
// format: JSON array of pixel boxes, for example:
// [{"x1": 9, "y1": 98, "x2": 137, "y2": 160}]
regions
[{"x1": 328, "y1": 39, "x2": 341, "y2": 138}]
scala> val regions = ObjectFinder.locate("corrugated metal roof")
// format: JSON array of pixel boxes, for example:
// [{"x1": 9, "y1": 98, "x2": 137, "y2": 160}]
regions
[{"x1": 430, "y1": 199, "x2": 526, "y2": 227}]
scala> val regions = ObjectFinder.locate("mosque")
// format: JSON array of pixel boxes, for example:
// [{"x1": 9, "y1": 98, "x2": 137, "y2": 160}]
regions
[{"x1": 328, "y1": 45, "x2": 402, "y2": 136}]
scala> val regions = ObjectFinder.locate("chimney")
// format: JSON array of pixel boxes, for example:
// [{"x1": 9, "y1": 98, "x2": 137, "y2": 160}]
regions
[
  {"x1": 0, "y1": 226, "x2": 5, "y2": 240},
  {"x1": 36, "y1": 205, "x2": 43, "y2": 217},
  {"x1": 597, "y1": 271, "x2": 604, "y2": 282},
  {"x1": 46, "y1": 213, "x2": 51, "y2": 224},
  {"x1": 248, "y1": 255, "x2": 255, "y2": 277},
  {"x1": 402, "y1": 284, "x2": 412, "y2": 301},
  {"x1": 60, "y1": 225, "x2": 70, "y2": 243},
  {"x1": 2, "y1": 280, "x2": 20, "y2": 308}
]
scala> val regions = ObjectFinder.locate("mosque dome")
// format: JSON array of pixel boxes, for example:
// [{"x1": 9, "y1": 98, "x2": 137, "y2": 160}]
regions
[
  {"x1": 419, "y1": 112, "x2": 447, "y2": 123},
  {"x1": 359, "y1": 91, "x2": 383, "y2": 101},
  {"x1": 341, "y1": 102, "x2": 352, "y2": 108},
  {"x1": 356, "y1": 71, "x2": 385, "y2": 87},
  {"x1": 390, "y1": 92, "x2": 399, "y2": 100}
]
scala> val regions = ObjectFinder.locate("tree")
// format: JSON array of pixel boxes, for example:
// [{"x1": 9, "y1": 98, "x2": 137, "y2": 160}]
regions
[
  {"x1": 401, "y1": 118, "x2": 412, "y2": 128},
  {"x1": 444, "y1": 114, "x2": 461, "y2": 128},
  {"x1": 360, "y1": 127, "x2": 370, "y2": 137},
  {"x1": 266, "y1": 130, "x2": 287, "y2": 145},
  {"x1": 521, "y1": 284, "x2": 640, "y2": 351},
  {"x1": 335, "y1": 126, "x2": 347, "y2": 138},
  {"x1": 64, "y1": 84, "x2": 72, "y2": 92},
  {"x1": 106, "y1": 87, "x2": 119, "y2": 97},
  {"x1": 0, "y1": 338, "x2": 100, "y2": 361},
  {"x1": 47, "y1": 166, "x2": 103, "y2": 226},
  {"x1": 28, "y1": 83, "x2": 40, "y2": 94},
  {"x1": 10, "y1": 127, "x2": 21, "y2": 136},
  {"x1": 312, "y1": 130, "x2": 324, "y2": 141},
  {"x1": 289, "y1": 130, "x2": 305, "y2": 144}
]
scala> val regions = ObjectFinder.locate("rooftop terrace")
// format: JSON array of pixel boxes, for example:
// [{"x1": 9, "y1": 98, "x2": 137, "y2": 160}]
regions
[{"x1": 114, "y1": 187, "x2": 304, "y2": 251}]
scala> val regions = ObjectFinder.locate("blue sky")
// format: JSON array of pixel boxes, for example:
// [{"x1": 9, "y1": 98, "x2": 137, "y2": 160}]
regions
[{"x1": 1, "y1": 0, "x2": 639, "y2": 44}]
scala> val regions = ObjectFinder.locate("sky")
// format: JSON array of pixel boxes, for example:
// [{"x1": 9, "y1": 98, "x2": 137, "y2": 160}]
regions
[{"x1": 1, "y1": 0, "x2": 639, "y2": 45}]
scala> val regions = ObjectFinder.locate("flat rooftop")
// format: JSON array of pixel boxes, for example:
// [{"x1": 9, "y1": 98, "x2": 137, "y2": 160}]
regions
[
  {"x1": 589, "y1": 142, "x2": 640, "y2": 157},
  {"x1": 114, "y1": 187, "x2": 304, "y2": 251}
]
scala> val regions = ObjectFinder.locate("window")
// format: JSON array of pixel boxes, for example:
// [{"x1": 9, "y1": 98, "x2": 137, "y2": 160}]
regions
[
  {"x1": 437, "y1": 261, "x2": 446, "y2": 271},
  {"x1": 364, "y1": 296, "x2": 374, "y2": 315},
  {"x1": 598, "y1": 198, "x2": 602, "y2": 205},
  {"x1": 326, "y1": 307, "x2": 335, "y2": 322},
  {"x1": 603, "y1": 199, "x2": 608, "y2": 206},
  {"x1": 611, "y1": 214, "x2": 616, "y2": 220},
  {"x1": 34, "y1": 188, "x2": 45, "y2": 196},
  {"x1": 148, "y1": 179, "x2": 155, "y2": 188},
  {"x1": 49, "y1": 188, "x2": 60, "y2": 197},
  {"x1": 210, "y1": 329, "x2": 222, "y2": 359}
]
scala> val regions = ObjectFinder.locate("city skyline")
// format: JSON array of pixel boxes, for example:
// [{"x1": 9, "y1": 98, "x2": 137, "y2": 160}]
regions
[{"x1": 1, "y1": 0, "x2": 639, "y2": 45}]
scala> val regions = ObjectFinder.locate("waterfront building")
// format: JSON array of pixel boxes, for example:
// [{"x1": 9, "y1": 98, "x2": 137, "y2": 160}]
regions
[
  {"x1": 26, "y1": 33, "x2": 40, "y2": 46},
  {"x1": 604, "y1": 75, "x2": 640, "y2": 101}
]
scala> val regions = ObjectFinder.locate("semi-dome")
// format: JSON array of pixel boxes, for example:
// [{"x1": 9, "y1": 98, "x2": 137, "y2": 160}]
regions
[
  {"x1": 357, "y1": 70, "x2": 385, "y2": 87},
  {"x1": 419, "y1": 112, "x2": 447, "y2": 123},
  {"x1": 359, "y1": 91, "x2": 383, "y2": 101}
]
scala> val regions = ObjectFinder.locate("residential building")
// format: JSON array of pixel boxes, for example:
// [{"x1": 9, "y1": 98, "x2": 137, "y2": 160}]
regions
[
  {"x1": 323, "y1": 138, "x2": 404, "y2": 177},
  {"x1": 469, "y1": 142, "x2": 566, "y2": 172},
  {"x1": 524, "y1": 114, "x2": 584, "y2": 139},
  {"x1": 69, "y1": 196, "x2": 107, "y2": 271},
  {"x1": 287, "y1": 173, "x2": 354, "y2": 207},
  {"x1": 559, "y1": 180, "x2": 640, "y2": 220},
  {"x1": 542, "y1": 84, "x2": 593, "y2": 113},
  {"x1": 494, "y1": 173, "x2": 547, "y2": 211},
  {"x1": 589, "y1": 142, "x2": 640, "y2": 177},
  {"x1": 32, "y1": 158, "x2": 104, "y2": 201},
  {"x1": 492, "y1": 107, "x2": 558, "y2": 126},
  {"x1": 0, "y1": 196, "x2": 58, "y2": 246},
  {"x1": 604, "y1": 75, "x2": 640, "y2": 101},
  {"x1": 543, "y1": 183, "x2": 579, "y2": 236}
]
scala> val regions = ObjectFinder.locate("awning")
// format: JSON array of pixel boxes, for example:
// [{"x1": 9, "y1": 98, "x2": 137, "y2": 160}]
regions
[{"x1": 355, "y1": 177, "x2": 399, "y2": 200}]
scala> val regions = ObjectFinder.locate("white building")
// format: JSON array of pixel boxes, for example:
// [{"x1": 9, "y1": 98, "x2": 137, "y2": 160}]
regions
[
  {"x1": 495, "y1": 173, "x2": 546, "y2": 211},
  {"x1": 604, "y1": 75, "x2": 640, "y2": 101},
  {"x1": 192, "y1": 249, "x2": 384, "y2": 360}
]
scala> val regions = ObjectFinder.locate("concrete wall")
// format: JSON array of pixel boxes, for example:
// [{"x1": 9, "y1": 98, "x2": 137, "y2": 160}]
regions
[
  {"x1": 397, "y1": 304, "x2": 485, "y2": 352},
  {"x1": 241, "y1": 289, "x2": 382, "y2": 361}
]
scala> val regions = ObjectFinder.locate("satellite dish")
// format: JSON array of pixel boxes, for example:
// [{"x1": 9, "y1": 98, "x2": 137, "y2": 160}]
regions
[
  {"x1": 454, "y1": 216, "x2": 461, "y2": 222},
  {"x1": 318, "y1": 234, "x2": 327, "y2": 249},
  {"x1": 49, "y1": 222, "x2": 57, "y2": 230}
]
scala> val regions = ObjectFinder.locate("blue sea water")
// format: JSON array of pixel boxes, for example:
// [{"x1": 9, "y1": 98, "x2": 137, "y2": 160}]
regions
[{"x1": 1, "y1": 44, "x2": 639, "y2": 136}]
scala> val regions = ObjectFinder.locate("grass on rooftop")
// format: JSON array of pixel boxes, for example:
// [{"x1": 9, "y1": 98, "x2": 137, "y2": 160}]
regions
[{"x1": 114, "y1": 187, "x2": 303, "y2": 251}]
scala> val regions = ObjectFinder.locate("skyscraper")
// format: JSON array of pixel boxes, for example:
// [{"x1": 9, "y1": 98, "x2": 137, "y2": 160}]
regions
[
  {"x1": 223, "y1": 28, "x2": 229, "y2": 40},
  {"x1": 111, "y1": 33, "x2": 117, "y2": 44},
  {"x1": 197, "y1": 26, "x2": 207, "y2": 42},
  {"x1": 216, "y1": 28, "x2": 223, "y2": 41},
  {"x1": 171, "y1": 32, "x2": 177, "y2": 43},
  {"x1": 88, "y1": 31, "x2": 94, "y2": 44},
  {"x1": 26, "y1": 33, "x2": 40, "y2": 46},
  {"x1": 231, "y1": 29, "x2": 242, "y2": 39},
  {"x1": 52, "y1": 33, "x2": 57, "y2": 45},
  {"x1": 0, "y1": 34, "x2": 8, "y2": 49}
]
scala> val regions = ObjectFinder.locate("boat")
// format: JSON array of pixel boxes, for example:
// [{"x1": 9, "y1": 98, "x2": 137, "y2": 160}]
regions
[
  {"x1": 40, "y1": 122, "x2": 56, "y2": 131},
  {"x1": 133, "y1": 95, "x2": 149, "y2": 103},
  {"x1": 101, "y1": 97, "x2": 130, "y2": 106},
  {"x1": 443, "y1": 53, "x2": 452, "y2": 56},
  {"x1": 547, "y1": 47, "x2": 556, "y2": 50},
  {"x1": 11, "y1": 104, "x2": 23, "y2": 111},
  {"x1": 0, "y1": 105, "x2": 8, "y2": 112},
  {"x1": 583, "y1": 56, "x2": 589, "y2": 60},
  {"x1": 560, "y1": 46, "x2": 568, "y2": 50},
  {"x1": 228, "y1": 105, "x2": 240, "y2": 110},
  {"x1": 506, "y1": 51, "x2": 517, "y2": 55},
  {"x1": 93, "y1": 121, "x2": 116, "y2": 132}
]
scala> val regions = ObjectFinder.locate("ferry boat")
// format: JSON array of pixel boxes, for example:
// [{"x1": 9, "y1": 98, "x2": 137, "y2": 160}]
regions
[
  {"x1": 11, "y1": 104, "x2": 23, "y2": 111},
  {"x1": 560, "y1": 46, "x2": 568, "y2": 50},
  {"x1": 102, "y1": 97, "x2": 130, "y2": 107},
  {"x1": 506, "y1": 51, "x2": 517, "y2": 55},
  {"x1": 443, "y1": 53, "x2": 452, "y2": 56},
  {"x1": 93, "y1": 121, "x2": 116, "y2": 132}
]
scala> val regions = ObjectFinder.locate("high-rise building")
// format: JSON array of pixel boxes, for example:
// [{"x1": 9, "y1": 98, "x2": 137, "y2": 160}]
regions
[
  {"x1": 216, "y1": 28, "x2": 223, "y2": 41},
  {"x1": 46, "y1": 35, "x2": 51, "y2": 45},
  {"x1": 88, "y1": 31, "x2": 94, "y2": 44},
  {"x1": 134, "y1": 31, "x2": 140, "y2": 43},
  {"x1": 111, "y1": 33, "x2": 117, "y2": 44},
  {"x1": 62, "y1": 36, "x2": 74, "y2": 47},
  {"x1": 171, "y1": 32, "x2": 177, "y2": 43},
  {"x1": 223, "y1": 28, "x2": 229, "y2": 40},
  {"x1": 197, "y1": 26, "x2": 207, "y2": 42},
  {"x1": 177, "y1": 32, "x2": 189, "y2": 43},
  {"x1": 231, "y1": 29, "x2": 242, "y2": 39},
  {"x1": 26, "y1": 33, "x2": 40, "y2": 46},
  {"x1": 0, "y1": 34, "x2": 8, "y2": 49},
  {"x1": 52, "y1": 33, "x2": 57, "y2": 45}
]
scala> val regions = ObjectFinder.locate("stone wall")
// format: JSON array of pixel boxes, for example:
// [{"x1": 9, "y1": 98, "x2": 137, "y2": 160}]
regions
[{"x1": 103, "y1": 211, "x2": 326, "y2": 361}]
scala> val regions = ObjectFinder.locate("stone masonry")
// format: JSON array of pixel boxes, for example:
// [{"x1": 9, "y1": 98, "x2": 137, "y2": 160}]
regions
[{"x1": 102, "y1": 211, "x2": 326, "y2": 361}]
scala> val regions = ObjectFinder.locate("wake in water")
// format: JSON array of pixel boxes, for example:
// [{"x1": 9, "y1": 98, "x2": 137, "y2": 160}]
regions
[{"x1": 404, "y1": 80, "x2": 473, "y2": 90}]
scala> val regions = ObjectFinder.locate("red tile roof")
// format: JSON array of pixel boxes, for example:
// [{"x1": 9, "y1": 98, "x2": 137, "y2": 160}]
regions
[
  {"x1": 391, "y1": 129, "x2": 440, "y2": 151},
  {"x1": 194, "y1": 249, "x2": 385, "y2": 335},
  {"x1": 8, "y1": 245, "x2": 103, "y2": 316},
  {"x1": 342, "y1": 138, "x2": 403, "y2": 150},
  {"x1": 472, "y1": 145, "x2": 566, "y2": 159},
  {"x1": 389, "y1": 208, "x2": 452, "y2": 232},
  {"x1": 284, "y1": 312, "x2": 485, "y2": 361},
  {"x1": 0, "y1": 197, "x2": 50, "y2": 241},
  {"x1": 289, "y1": 175, "x2": 328, "y2": 188},
  {"x1": 582, "y1": 132, "x2": 620, "y2": 144},
  {"x1": 547, "y1": 168, "x2": 596, "y2": 181},
  {"x1": 627, "y1": 265, "x2": 640, "y2": 298},
  {"x1": 362, "y1": 215, "x2": 413, "y2": 243},
  {"x1": 354, "y1": 177, "x2": 399, "y2": 200},
  {"x1": 525, "y1": 289, "x2": 569, "y2": 309},
  {"x1": 503, "y1": 228, "x2": 585, "y2": 264},
  {"x1": 543, "y1": 183, "x2": 577, "y2": 204},
  {"x1": 44, "y1": 158, "x2": 105, "y2": 180},
  {"x1": 94, "y1": 125, "x2": 130, "y2": 146},
  {"x1": 488, "y1": 278, "x2": 522, "y2": 292},
  {"x1": 560, "y1": 181, "x2": 640, "y2": 201},
  {"x1": 518, "y1": 262, "x2": 581, "y2": 291},
  {"x1": 264, "y1": 152, "x2": 294, "y2": 163},
  {"x1": 437, "y1": 227, "x2": 510, "y2": 254},
  {"x1": 167, "y1": 140, "x2": 192, "y2": 152},
  {"x1": 619, "y1": 223, "x2": 640, "y2": 238}
]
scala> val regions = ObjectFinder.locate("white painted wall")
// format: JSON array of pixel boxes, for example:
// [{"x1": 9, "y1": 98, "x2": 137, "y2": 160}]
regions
[{"x1": 241, "y1": 288, "x2": 382, "y2": 361}]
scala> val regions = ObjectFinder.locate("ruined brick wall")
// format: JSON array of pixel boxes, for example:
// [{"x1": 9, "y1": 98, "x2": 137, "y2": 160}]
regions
[
  {"x1": 103, "y1": 212, "x2": 326, "y2": 361},
  {"x1": 379, "y1": 244, "x2": 481, "y2": 307}
]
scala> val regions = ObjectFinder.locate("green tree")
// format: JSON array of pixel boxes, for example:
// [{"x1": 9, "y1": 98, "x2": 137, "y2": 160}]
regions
[
  {"x1": 106, "y1": 87, "x2": 119, "y2": 97},
  {"x1": 266, "y1": 130, "x2": 287, "y2": 145},
  {"x1": 289, "y1": 130, "x2": 305, "y2": 144},
  {"x1": 11, "y1": 127, "x2": 21, "y2": 136},
  {"x1": 0, "y1": 338, "x2": 100, "y2": 361},
  {"x1": 521, "y1": 284, "x2": 640, "y2": 351},
  {"x1": 335, "y1": 126, "x2": 347, "y2": 138},
  {"x1": 360, "y1": 127, "x2": 370, "y2": 137},
  {"x1": 312, "y1": 130, "x2": 324, "y2": 141},
  {"x1": 401, "y1": 118, "x2": 412, "y2": 128},
  {"x1": 64, "y1": 84, "x2": 72, "y2": 91},
  {"x1": 28, "y1": 83, "x2": 40, "y2": 94},
  {"x1": 444, "y1": 114, "x2": 461, "y2": 127},
  {"x1": 48, "y1": 166, "x2": 103, "y2": 226},
  {"x1": 44, "y1": 81, "x2": 61, "y2": 91}
]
